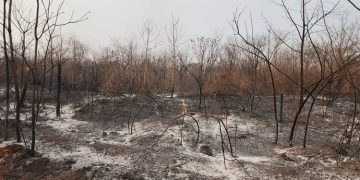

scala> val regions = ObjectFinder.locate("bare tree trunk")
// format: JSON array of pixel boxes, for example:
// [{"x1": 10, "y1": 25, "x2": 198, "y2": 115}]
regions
[
  {"x1": 199, "y1": 85, "x2": 203, "y2": 110},
  {"x1": 267, "y1": 63, "x2": 279, "y2": 144},
  {"x1": 290, "y1": 75, "x2": 336, "y2": 146},
  {"x1": 299, "y1": 0, "x2": 306, "y2": 108},
  {"x1": 14, "y1": 98, "x2": 21, "y2": 143},
  {"x1": 303, "y1": 97, "x2": 316, "y2": 148},
  {"x1": 171, "y1": 61, "x2": 176, "y2": 97},
  {"x1": 31, "y1": 87, "x2": 37, "y2": 156},
  {"x1": 19, "y1": 32, "x2": 29, "y2": 108},
  {"x1": 303, "y1": 80, "x2": 330, "y2": 148},
  {"x1": 280, "y1": 94, "x2": 284, "y2": 133},
  {"x1": 4, "y1": 59, "x2": 10, "y2": 141},
  {"x1": 49, "y1": 42, "x2": 54, "y2": 93},
  {"x1": 2, "y1": 0, "x2": 10, "y2": 141},
  {"x1": 289, "y1": 80, "x2": 322, "y2": 146},
  {"x1": 56, "y1": 63, "x2": 62, "y2": 117},
  {"x1": 20, "y1": 76, "x2": 28, "y2": 107},
  {"x1": 31, "y1": 0, "x2": 40, "y2": 157},
  {"x1": 7, "y1": 0, "x2": 22, "y2": 143},
  {"x1": 19, "y1": 32, "x2": 27, "y2": 90}
]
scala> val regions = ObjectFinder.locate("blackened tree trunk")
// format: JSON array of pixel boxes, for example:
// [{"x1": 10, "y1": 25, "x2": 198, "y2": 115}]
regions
[
  {"x1": 31, "y1": 0, "x2": 40, "y2": 157},
  {"x1": 2, "y1": 0, "x2": 10, "y2": 141},
  {"x1": 298, "y1": 0, "x2": 306, "y2": 108},
  {"x1": 7, "y1": 0, "x2": 22, "y2": 143},
  {"x1": 49, "y1": 59, "x2": 54, "y2": 93},
  {"x1": 20, "y1": 77, "x2": 28, "y2": 107},
  {"x1": 280, "y1": 94, "x2": 284, "y2": 133},
  {"x1": 49, "y1": 41, "x2": 54, "y2": 93},
  {"x1": 56, "y1": 63, "x2": 62, "y2": 117},
  {"x1": 4, "y1": 59, "x2": 10, "y2": 141}
]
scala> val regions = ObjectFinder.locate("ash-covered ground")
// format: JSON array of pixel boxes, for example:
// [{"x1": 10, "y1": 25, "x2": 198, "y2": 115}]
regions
[{"x1": 1, "y1": 91, "x2": 360, "y2": 179}]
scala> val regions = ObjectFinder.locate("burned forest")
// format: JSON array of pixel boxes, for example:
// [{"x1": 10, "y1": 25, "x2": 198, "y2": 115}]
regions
[{"x1": 1, "y1": 0, "x2": 360, "y2": 179}]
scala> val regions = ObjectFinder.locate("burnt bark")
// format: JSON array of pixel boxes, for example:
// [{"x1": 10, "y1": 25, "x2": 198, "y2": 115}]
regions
[{"x1": 56, "y1": 63, "x2": 62, "y2": 117}]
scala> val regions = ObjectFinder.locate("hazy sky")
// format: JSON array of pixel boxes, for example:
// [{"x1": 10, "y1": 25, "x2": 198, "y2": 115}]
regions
[
  {"x1": 59, "y1": 0, "x2": 289, "y2": 46},
  {"x1": 13, "y1": 0, "x2": 360, "y2": 48}
]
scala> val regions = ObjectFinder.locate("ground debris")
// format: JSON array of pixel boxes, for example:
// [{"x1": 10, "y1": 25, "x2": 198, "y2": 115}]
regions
[
  {"x1": 199, "y1": 145, "x2": 213, "y2": 156},
  {"x1": 280, "y1": 153, "x2": 295, "y2": 162}
]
